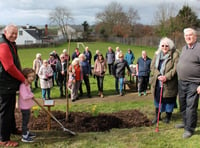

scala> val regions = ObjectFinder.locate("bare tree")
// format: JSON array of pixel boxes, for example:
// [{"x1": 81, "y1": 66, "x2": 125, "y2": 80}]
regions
[
  {"x1": 49, "y1": 6, "x2": 73, "y2": 39},
  {"x1": 96, "y1": 2, "x2": 140, "y2": 38},
  {"x1": 153, "y1": 2, "x2": 178, "y2": 37}
]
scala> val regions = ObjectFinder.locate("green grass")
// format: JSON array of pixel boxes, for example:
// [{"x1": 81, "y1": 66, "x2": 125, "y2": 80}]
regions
[
  {"x1": 19, "y1": 41, "x2": 155, "y2": 99},
  {"x1": 15, "y1": 42, "x2": 200, "y2": 148}
]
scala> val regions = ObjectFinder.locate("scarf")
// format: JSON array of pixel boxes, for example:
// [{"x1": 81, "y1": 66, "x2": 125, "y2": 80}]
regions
[{"x1": 155, "y1": 51, "x2": 170, "y2": 86}]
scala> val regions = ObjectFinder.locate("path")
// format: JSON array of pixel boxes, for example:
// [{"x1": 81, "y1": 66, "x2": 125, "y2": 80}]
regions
[{"x1": 36, "y1": 90, "x2": 153, "y2": 106}]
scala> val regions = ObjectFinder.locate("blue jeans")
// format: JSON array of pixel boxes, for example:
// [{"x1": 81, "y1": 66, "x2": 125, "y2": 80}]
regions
[
  {"x1": 42, "y1": 88, "x2": 50, "y2": 99},
  {"x1": 96, "y1": 76, "x2": 104, "y2": 92},
  {"x1": 115, "y1": 77, "x2": 124, "y2": 93}
]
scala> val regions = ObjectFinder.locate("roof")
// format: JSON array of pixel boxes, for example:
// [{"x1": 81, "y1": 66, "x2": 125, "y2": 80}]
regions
[{"x1": 21, "y1": 26, "x2": 45, "y2": 40}]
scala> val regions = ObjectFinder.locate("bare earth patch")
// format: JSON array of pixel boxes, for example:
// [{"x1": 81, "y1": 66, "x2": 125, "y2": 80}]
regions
[{"x1": 15, "y1": 109, "x2": 152, "y2": 133}]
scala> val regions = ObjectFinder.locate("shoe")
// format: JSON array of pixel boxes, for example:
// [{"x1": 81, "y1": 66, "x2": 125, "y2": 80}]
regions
[
  {"x1": 182, "y1": 130, "x2": 193, "y2": 139},
  {"x1": 72, "y1": 99, "x2": 76, "y2": 102},
  {"x1": 175, "y1": 123, "x2": 184, "y2": 129},
  {"x1": 163, "y1": 118, "x2": 170, "y2": 124},
  {"x1": 138, "y1": 92, "x2": 141, "y2": 96},
  {"x1": 21, "y1": 136, "x2": 34, "y2": 143},
  {"x1": 119, "y1": 92, "x2": 123, "y2": 96},
  {"x1": 28, "y1": 131, "x2": 36, "y2": 138},
  {"x1": 100, "y1": 94, "x2": 104, "y2": 98},
  {"x1": 143, "y1": 91, "x2": 147, "y2": 96},
  {"x1": 98, "y1": 92, "x2": 101, "y2": 96}
]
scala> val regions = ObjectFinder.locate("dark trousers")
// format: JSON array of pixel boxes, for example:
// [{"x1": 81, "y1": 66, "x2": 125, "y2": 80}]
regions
[
  {"x1": 108, "y1": 63, "x2": 114, "y2": 75},
  {"x1": 58, "y1": 76, "x2": 66, "y2": 96},
  {"x1": 138, "y1": 76, "x2": 149, "y2": 92},
  {"x1": 96, "y1": 76, "x2": 104, "y2": 92},
  {"x1": 0, "y1": 94, "x2": 16, "y2": 141},
  {"x1": 178, "y1": 80, "x2": 199, "y2": 132},
  {"x1": 80, "y1": 75, "x2": 91, "y2": 96},
  {"x1": 21, "y1": 109, "x2": 30, "y2": 135},
  {"x1": 34, "y1": 74, "x2": 39, "y2": 88}
]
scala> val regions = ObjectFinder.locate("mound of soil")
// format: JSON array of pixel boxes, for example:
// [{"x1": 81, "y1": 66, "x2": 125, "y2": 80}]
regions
[{"x1": 15, "y1": 109, "x2": 152, "y2": 132}]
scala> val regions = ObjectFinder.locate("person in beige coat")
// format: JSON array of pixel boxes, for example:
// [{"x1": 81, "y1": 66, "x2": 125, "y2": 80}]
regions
[
  {"x1": 38, "y1": 60, "x2": 53, "y2": 100},
  {"x1": 32, "y1": 53, "x2": 42, "y2": 88},
  {"x1": 150, "y1": 37, "x2": 179, "y2": 124}
]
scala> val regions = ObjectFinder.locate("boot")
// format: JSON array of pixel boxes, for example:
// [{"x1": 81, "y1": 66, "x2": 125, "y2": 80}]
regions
[
  {"x1": 152, "y1": 108, "x2": 162, "y2": 125},
  {"x1": 163, "y1": 112, "x2": 172, "y2": 124}
]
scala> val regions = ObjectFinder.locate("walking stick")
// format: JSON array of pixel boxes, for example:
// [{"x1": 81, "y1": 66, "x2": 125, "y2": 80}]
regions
[
  {"x1": 66, "y1": 37, "x2": 71, "y2": 121},
  {"x1": 155, "y1": 81, "x2": 163, "y2": 132}
]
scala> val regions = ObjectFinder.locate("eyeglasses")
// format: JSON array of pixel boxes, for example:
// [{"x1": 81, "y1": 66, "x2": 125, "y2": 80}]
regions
[
  {"x1": 61, "y1": 57, "x2": 65, "y2": 59},
  {"x1": 161, "y1": 45, "x2": 169, "y2": 48}
]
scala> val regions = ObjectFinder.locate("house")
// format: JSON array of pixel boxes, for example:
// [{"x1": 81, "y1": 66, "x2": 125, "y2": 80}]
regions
[
  {"x1": 57, "y1": 25, "x2": 83, "y2": 40},
  {"x1": 16, "y1": 25, "x2": 44, "y2": 45}
]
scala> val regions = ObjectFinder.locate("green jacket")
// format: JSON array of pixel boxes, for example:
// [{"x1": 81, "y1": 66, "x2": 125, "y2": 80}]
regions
[{"x1": 149, "y1": 49, "x2": 179, "y2": 98}]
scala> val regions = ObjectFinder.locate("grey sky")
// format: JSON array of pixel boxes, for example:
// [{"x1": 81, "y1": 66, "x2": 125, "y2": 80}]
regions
[{"x1": 0, "y1": 0, "x2": 199, "y2": 26}]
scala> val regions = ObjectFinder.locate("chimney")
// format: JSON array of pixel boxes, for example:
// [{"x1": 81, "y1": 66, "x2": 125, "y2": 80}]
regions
[
  {"x1": 45, "y1": 24, "x2": 48, "y2": 36},
  {"x1": 26, "y1": 24, "x2": 29, "y2": 29}
]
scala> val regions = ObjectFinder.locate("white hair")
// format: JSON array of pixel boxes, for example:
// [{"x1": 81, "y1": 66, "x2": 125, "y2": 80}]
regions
[
  {"x1": 72, "y1": 58, "x2": 79, "y2": 66},
  {"x1": 156, "y1": 37, "x2": 175, "y2": 54},
  {"x1": 79, "y1": 53, "x2": 86, "y2": 60},
  {"x1": 4, "y1": 24, "x2": 18, "y2": 32},
  {"x1": 36, "y1": 53, "x2": 41, "y2": 58},
  {"x1": 183, "y1": 28, "x2": 197, "y2": 35},
  {"x1": 63, "y1": 49, "x2": 67, "y2": 53}
]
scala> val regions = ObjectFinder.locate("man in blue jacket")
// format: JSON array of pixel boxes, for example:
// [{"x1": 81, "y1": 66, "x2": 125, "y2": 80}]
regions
[{"x1": 136, "y1": 50, "x2": 151, "y2": 96}]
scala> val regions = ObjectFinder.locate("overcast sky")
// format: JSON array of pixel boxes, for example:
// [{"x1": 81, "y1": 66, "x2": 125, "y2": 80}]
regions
[{"x1": 0, "y1": 0, "x2": 199, "y2": 26}]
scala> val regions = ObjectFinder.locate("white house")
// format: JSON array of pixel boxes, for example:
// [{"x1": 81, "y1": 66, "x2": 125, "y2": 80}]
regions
[
  {"x1": 16, "y1": 26, "x2": 43, "y2": 45},
  {"x1": 57, "y1": 25, "x2": 83, "y2": 40}
]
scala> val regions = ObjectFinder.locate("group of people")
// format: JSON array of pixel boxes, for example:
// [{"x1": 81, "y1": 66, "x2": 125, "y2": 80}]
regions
[{"x1": 0, "y1": 24, "x2": 199, "y2": 147}]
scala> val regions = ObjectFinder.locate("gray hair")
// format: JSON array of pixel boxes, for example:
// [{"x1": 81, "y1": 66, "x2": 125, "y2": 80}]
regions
[
  {"x1": 183, "y1": 28, "x2": 197, "y2": 35},
  {"x1": 4, "y1": 24, "x2": 18, "y2": 32},
  {"x1": 159, "y1": 37, "x2": 175, "y2": 50},
  {"x1": 156, "y1": 37, "x2": 175, "y2": 54},
  {"x1": 79, "y1": 53, "x2": 86, "y2": 60},
  {"x1": 36, "y1": 53, "x2": 41, "y2": 58}
]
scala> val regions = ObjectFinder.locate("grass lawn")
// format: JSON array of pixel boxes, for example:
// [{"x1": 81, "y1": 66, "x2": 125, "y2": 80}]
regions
[{"x1": 14, "y1": 42, "x2": 200, "y2": 148}]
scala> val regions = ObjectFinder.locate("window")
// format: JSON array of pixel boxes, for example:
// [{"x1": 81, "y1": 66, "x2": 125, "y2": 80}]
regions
[
  {"x1": 19, "y1": 31, "x2": 23, "y2": 36},
  {"x1": 25, "y1": 40, "x2": 33, "y2": 45}
]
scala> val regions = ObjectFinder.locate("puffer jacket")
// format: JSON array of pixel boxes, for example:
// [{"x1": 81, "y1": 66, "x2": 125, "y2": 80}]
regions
[{"x1": 150, "y1": 49, "x2": 179, "y2": 98}]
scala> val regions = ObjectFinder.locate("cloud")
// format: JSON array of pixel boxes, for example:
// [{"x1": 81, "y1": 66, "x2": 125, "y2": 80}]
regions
[{"x1": 0, "y1": 0, "x2": 199, "y2": 26}]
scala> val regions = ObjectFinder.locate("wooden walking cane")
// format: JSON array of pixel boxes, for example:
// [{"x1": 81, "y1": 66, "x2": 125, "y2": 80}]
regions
[{"x1": 65, "y1": 37, "x2": 71, "y2": 121}]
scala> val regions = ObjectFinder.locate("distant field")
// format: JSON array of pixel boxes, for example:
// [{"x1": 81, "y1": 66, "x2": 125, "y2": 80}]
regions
[{"x1": 18, "y1": 41, "x2": 156, "y2": 68}]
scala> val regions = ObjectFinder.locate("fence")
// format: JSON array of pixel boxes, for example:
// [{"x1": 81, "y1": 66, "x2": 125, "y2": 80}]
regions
[{"x1": 107, "y1": 35, "x2": 186, "y2": 49}]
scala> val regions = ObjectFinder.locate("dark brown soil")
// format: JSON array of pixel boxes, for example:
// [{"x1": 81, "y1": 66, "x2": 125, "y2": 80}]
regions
[{"x1": 15, "y1": 109, "x2": 152, "y2": 133}]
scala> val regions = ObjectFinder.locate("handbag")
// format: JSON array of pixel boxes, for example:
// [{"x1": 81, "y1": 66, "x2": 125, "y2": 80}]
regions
[{"x1": 93, "y1": 71, "x2": 101, "y2": 76}]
